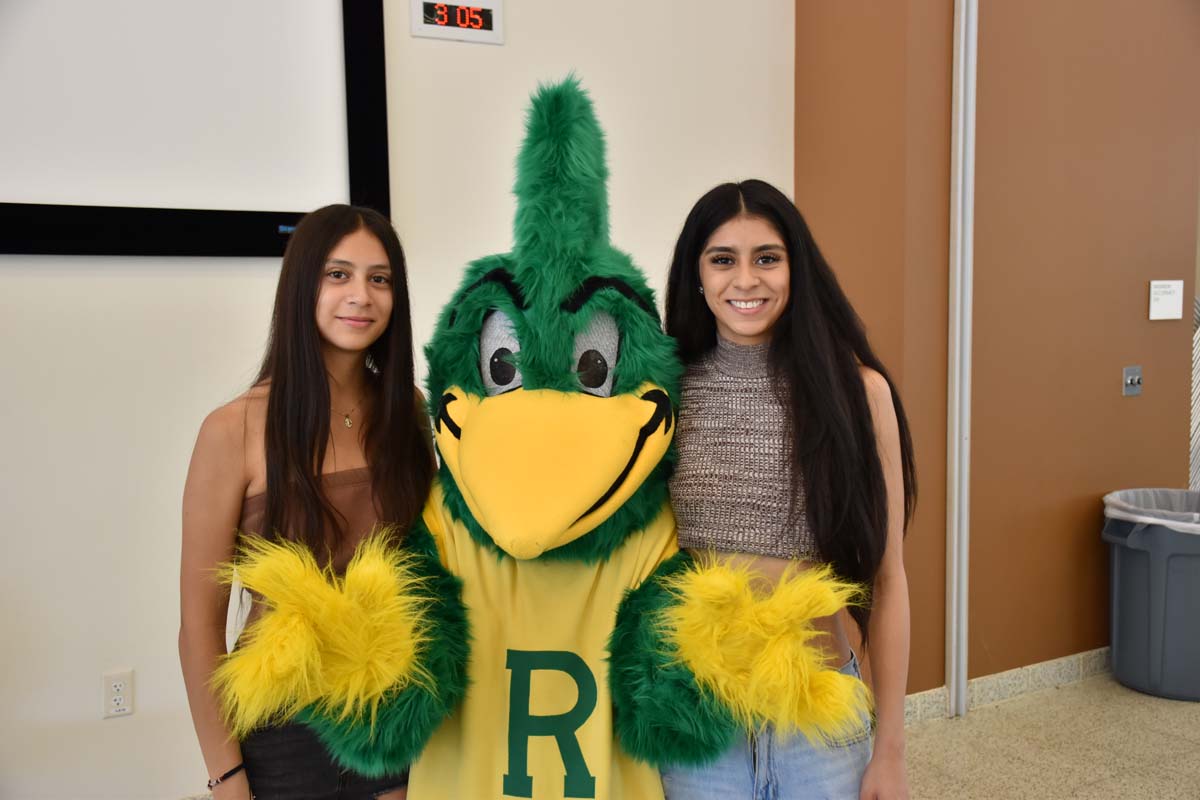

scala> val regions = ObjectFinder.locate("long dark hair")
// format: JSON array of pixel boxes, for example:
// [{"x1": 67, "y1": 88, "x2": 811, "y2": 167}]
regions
[
  {"x1": 255, "y1": 204, "x2": 433, "y2": 556},
  {"x1": 665, "y1": 180, "x2": 916, "y2": 642}
]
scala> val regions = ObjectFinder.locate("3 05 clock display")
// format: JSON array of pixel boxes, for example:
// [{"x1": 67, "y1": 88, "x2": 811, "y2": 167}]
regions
[
  {"x1": 410, "y1": 0, "x2": 503, "y2": 45},
  {"x1": 423, "y1": 3, "x2": 494, "y2": 31}
]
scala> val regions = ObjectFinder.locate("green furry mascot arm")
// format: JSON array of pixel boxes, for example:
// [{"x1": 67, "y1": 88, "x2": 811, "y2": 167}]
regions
[
  {"x1": 611, "y1": 549, "x2": 873, "y2": 767},
  {"x1": 609, "y1": 551, "x2": 740, "y2": 765},
  {"x1": 212, "y1": 517, "x2": 469, "y2": 778}
]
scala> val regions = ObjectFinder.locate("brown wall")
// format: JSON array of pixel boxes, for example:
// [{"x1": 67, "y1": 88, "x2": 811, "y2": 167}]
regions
[
  {"x1": 794, "y1": 1, "x2": 954, "y2": 693},
  {"x1": 970, "y1": 0, "x2": 1200, "y2": 677}
]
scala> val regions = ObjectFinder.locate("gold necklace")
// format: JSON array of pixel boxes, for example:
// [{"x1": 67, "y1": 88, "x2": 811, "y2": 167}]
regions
[{"x1": 332, "y1": 397, "x2": 362, "y2": 429}]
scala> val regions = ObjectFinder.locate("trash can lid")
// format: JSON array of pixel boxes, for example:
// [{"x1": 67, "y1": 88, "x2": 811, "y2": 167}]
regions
[{"x1": 1103, "y1": 489, "x2": 1200, "y2": 534}]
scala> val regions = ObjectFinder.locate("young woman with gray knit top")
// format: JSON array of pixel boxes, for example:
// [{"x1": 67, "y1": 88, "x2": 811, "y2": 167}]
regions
[{"x1": 661, "y1": 179, "x2": 917, "y2": 800}]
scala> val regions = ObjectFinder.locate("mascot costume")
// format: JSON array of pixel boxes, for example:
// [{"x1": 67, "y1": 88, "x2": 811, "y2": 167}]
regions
[{"x1": 216, "y1": 78, "x2": 871, "y2": 799}]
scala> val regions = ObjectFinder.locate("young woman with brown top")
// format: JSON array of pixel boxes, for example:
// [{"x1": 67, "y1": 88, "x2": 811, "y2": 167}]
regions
[{"x1": 179, "y1": 204, "x2": 434, "y2": 800}]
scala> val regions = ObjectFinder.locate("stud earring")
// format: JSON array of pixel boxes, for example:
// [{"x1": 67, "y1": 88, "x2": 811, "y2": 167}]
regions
[{"x1": 699, "y1": 286, "x2": 705, "y2": 295}]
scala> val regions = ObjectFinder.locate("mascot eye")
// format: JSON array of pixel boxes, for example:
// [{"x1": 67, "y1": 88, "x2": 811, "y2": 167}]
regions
[
  {"x1": 573, "y1": 311, "x2": 619, "y2": 397},
  {"x1": 577, "y1": 350, "x2": 608, "y2": 388},
  {"x1": 490, "y1": 348, "x2": 517, "y2": 385},
  {"x1": 480, "y1": 310, "x2": 523, "y2": 396}
]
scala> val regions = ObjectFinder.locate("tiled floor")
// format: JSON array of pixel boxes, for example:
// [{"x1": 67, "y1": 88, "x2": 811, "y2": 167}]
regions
[{"x1": 907, "y1": 674, "x2": 1200, "y2": 799}]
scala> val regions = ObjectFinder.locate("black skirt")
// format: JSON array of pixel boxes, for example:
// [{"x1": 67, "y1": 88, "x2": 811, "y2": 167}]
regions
[{"x1": 241, "y1": 721, "x2": 408, "y2": 799}]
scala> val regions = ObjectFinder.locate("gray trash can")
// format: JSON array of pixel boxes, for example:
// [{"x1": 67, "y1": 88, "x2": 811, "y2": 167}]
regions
[{"x1": 1102, "y1": 489, "x2": 1200, "y2": 701}]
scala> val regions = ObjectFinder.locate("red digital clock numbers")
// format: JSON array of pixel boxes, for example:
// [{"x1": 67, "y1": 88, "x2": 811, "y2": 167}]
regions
[{"x1": 423, "y1": 3, "x2": 494, "y2": 32}]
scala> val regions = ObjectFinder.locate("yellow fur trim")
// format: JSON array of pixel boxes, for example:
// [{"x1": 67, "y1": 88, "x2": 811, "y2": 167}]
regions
[
  {"x1": 661, "y1": 561, "x2": 873, "y2": 745},
  {"x1": 212, "y1": 534, "x2": 431, "y2": 737}
]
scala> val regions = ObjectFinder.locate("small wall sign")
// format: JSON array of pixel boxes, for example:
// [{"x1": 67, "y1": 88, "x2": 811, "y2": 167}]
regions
[{"x1": 1149, "y1": 280, "x2": 1184, "y2": 321}]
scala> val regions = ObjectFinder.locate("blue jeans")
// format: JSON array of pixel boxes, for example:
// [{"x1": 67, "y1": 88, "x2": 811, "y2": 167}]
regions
[{"x1": 661, "y1": 653, "x2": 873, "y2": 800}]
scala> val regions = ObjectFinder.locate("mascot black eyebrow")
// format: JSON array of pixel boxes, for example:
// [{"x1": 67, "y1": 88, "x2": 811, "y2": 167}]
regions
[{"x1": 215, "y1": 78, "x2": 870, "y2": 800}]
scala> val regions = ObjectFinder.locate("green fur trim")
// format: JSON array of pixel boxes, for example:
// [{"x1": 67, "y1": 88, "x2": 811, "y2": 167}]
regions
[
  {"x1": 300, "y1": 519, "x2": 470, "y2": 777},
  {"x1": 609, "y1": 552, "x2": 738, "y2": 765},
  {"x1": 425, "y1": 254, "x2": 519, "y2": 402},
  {"x1": 424, "y1": 234, "x2": 681, "y2": 403}
]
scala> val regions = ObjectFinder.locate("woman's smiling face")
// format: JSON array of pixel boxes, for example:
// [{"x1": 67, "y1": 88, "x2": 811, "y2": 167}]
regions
[
  {"x1": 314, "y1": 227, "x2": 394, "y2": 355},
  {"x1": 698, "y1": 214, "x2": 790, "y2": 346}
]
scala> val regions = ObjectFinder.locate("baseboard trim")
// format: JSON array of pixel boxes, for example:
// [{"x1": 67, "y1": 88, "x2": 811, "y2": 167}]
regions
[{"x1": 904, "y1": 646, "x2": 1111, "y2": 725}]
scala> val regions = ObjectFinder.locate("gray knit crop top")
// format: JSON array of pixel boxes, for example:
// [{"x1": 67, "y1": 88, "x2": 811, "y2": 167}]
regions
[{"x1": 669, "y1": 337, "x2": 818, "y2": 560}]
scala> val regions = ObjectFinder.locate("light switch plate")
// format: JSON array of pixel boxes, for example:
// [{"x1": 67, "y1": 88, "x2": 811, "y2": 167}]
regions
[{"x1": 1123, "y1": 365, "x2": 1143, "y2": 397}]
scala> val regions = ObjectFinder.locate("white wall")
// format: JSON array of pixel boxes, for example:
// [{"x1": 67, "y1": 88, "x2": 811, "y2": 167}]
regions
[
  {"x1": 0, "y1": 2, "x2": 794, "y2": 798},
  {"x1": 0, "y1": 256, "x2": 279, "y2": 799},
  {"x1": 387, "y1": 0, "x2": 796, "y2": 374}
]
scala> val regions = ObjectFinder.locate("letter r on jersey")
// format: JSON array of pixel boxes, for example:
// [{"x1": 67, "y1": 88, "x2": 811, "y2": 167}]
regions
[{"x1": 503, "y1": 649, "x2": 598, "y2": 798}]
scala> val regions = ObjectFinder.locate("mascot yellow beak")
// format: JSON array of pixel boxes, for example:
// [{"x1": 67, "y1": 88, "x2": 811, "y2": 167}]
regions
[{"x1": 435, "y1": 383, "x2": 673, "y2": 559}]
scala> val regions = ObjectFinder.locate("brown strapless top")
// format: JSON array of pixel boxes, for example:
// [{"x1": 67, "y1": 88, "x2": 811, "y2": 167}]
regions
[
  {"x1": 238, "y1": 466, "x2": 381, "y2": 573},
  {"x1": 233, "y1": 467, "x2": 381, "y2": 638}
]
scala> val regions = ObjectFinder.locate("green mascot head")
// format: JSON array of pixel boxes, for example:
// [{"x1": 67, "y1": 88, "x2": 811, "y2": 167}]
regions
[{"x1": 425, "y1": 77, "x2": 680, "y2": 563}]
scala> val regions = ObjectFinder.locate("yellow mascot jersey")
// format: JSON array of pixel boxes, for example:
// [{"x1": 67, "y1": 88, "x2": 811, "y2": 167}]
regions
[{"x1": 407, "y1": 482, "x2": 677, "y2": 800}]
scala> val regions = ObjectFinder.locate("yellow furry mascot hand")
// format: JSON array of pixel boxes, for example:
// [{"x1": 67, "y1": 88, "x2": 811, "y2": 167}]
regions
[
  {"x1": 212, "y1": 517, "x2": 468, "y2": 779},
  {"x1": 212, "y1": 535, "x2": 434, "y2": 738},
  {"x1": 608, "y1": 552, "x2": 874, "y2": 768},
  {"x1": 659, "y1": 560, "x2": 873, "y2": 745}
]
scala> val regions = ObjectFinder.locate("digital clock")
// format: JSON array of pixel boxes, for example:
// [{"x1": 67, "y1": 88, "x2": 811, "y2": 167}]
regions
[
  {"x1": 410, "y1": 0, "x2": 504, "y2": 45},
  {"x1": 423, "y1": 3, "x2": 493, "y2": 32}
]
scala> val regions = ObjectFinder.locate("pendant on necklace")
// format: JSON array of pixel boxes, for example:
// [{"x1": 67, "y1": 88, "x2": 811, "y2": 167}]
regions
[{"x1": 343, "y1": 414, "x2": 353, "y2": 429}]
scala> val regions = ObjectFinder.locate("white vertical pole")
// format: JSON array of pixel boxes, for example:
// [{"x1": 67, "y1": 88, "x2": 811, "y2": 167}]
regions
[{"x1": 946, "y1": 0, "x2": 978, "y2": 719}]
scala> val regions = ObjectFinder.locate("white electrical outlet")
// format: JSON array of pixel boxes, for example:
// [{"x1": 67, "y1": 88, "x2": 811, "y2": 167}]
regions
[{"x1": 103, "y1": 668, "x2": 134, "y2": 718}]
